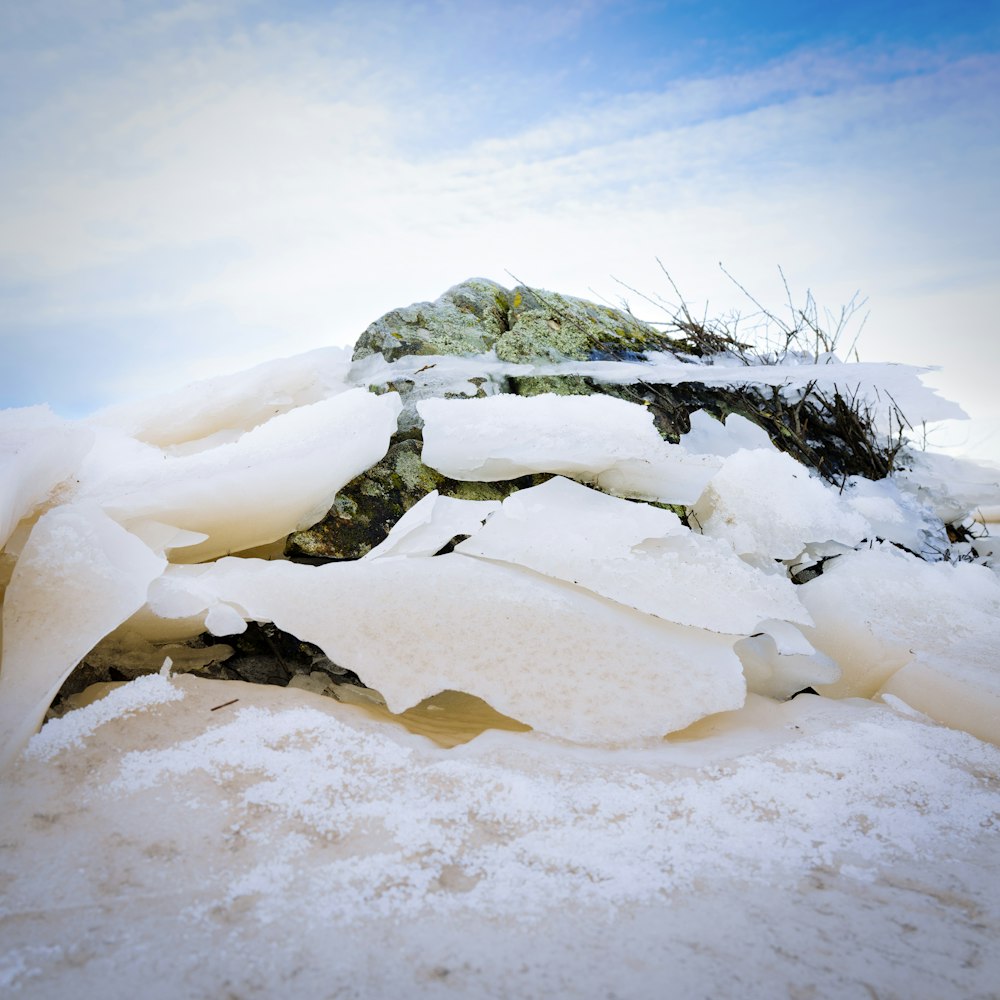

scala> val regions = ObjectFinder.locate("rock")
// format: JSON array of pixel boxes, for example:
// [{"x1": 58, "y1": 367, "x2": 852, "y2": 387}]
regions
[
  {"x1": 285, "y1": 436, "x2": 548, "y2": 561},
  {"x1": 351, "y1": 278, "x2": 511, "y2": 363}
]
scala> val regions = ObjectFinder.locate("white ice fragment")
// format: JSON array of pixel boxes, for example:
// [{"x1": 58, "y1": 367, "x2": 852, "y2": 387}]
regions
[
  {"x1": 753, "y1": 619, "x2": 816, "y2": 656},
  {"x1": 680, "y1": 410, "x2": 774, "y2": 457},
  {"x1": 204, "y1": 603, "x2": 249, "y2": 637},
  {"x1": 841, "y1": 475, "x2": 945, "y2": 556},
  {"x1": 800, "y1": 542, "x2": 1000, "y2": 698},
  {"x1": 418, "y1": 393, "x2": 719, "y2": 504},
  {"x1": 0, "y1": 502, "x2": 166, "y2": 767},
  {"x1": 77, "y1": 388, "x2": 402, "y2": 562},
  {"x1": 364, "y1": 491, "x2": 501, "y2": 560},
  {"x1": 455, "y1": 477, "x2": 809, "y2": 633},
  {"x1": 895, "y1": 450, "x2": 1000, "y2": 525},
  {"x1": 734, "y1": 633, "x2": 840, "y2": 701},
  {"x1": 693, "y1": 448, "x2": 872, "y2": 563},
  {"x1": 88, "y1": 347, "x2": 354, "y2": 451},
  {"x1": 0, "y1": 406, "x2": 94, "y2": 552},
  {"x1": 879, "y1": 634, "x2": 1000, "y2": 745},
  {"x1": 124, "y1": 520, "x2": 209, "y2": 557},
  {"x1": 156, "y1": 555, "x2": 746, "y2": 743},
  {"x1": 145, "y1": 566, "x2": 247, "y2": 637}
]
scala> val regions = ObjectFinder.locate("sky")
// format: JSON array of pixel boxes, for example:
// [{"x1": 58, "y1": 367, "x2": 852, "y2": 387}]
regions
[{"x1": 1, "y1": 0, "x2": 999, "y2": 462}]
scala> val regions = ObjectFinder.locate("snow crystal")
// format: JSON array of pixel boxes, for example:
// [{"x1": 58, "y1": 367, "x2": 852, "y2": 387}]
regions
[{"x1": 25, "y1": 673, "x2": 185, "y2": 760}]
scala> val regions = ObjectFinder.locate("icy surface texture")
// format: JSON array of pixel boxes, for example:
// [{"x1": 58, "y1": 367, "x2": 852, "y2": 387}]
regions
[{"x1": 1, "y1": 678, "x2": 998, "y2": 999}]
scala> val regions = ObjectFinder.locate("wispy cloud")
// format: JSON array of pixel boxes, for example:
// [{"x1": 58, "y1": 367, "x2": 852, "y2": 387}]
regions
[{"x1": 1, "y1": 2, "x2": 998, "y2": 459}]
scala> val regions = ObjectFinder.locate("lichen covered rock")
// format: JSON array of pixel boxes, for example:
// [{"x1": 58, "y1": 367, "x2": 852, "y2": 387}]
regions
[
  {"x1": 351, "y1": 278, "x2": 511, "y2": 363},
  {"x1": 285, "y1": 436, "x2": 548, "y2": 560}
]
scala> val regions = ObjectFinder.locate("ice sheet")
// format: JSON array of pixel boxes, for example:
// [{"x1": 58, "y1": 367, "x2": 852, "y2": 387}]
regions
[
  {"x1": 456, "y1": 477, "x2": 809, "y2": 633},
  {"x1": 0, "y1": 406, "x2": 94, "y2": 552},
  {"x1": 0, "y1": 502, "x2": 166, "y2": 766},
  {"x1": 77, "y1": 388, "x2": 402, "y2": 562},
  {"x1": 418, "y1": 393, "x2": 719, "y2": 504},
  {"x1": 147, "y1": 555, "x2": 746, "y2": 743}
]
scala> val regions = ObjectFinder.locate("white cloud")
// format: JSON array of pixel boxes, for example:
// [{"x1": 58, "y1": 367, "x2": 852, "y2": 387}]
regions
[{"x1": 0, "y1": 9, "x2": 997, "y2": 459}]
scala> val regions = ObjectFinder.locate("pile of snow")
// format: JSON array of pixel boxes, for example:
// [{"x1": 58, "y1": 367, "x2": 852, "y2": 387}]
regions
[{"x1": 1, "y1": 339, "x2": 999, "y2": 765}]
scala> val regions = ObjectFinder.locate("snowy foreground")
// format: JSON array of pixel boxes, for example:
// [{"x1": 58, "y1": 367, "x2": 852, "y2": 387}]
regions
[{"x1": 1, "y1": 338, "x2": 1000, "y2": 997}]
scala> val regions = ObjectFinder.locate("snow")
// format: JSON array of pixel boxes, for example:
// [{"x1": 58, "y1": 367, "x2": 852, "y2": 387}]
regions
[
  {"x1": 0, "y1": 677, "x2": 997, "y2": 998},
  {"x1": 1, "y1": 324, "x2": 1000, "y2": 997}
]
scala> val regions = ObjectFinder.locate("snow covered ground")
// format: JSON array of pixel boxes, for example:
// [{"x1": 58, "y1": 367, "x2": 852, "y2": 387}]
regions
[{"x1": 1, "y1": 341, "x2": 999, "y2": 997}]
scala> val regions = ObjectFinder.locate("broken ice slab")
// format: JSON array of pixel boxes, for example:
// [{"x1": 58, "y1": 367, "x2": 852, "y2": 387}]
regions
[
  {"x1": 455, "y1": 476, "x2": 809, "y2": 634},
  {"x1": 879, "y1": 634, "x2": 1000, "y2": 745},
  {"x1": 76, "y1": 387, "x2": 402, "y2": 563},
  {"x1": 693, "y1": 447, "x2": 872, "y2": 564},
  {"x1": 418, "y1": 392, "x2": 719, "y2": 505},
  {"x1": 0, "y1": 405, "x2": 95, "y2": 552},
  {"x1": 0, "y1": 502, "x2": 166, "y2": 768},
  {"x1": 800, "y1": 542, "x2": 1000, "y2": 699},
  {"x1": 145, "y1": 554, "x2": 747, "y2": 745}
]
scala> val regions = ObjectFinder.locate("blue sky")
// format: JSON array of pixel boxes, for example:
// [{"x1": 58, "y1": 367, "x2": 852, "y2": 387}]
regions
[{"x1": 2, "y1": 1, "x2": 999, "y2": 460}]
